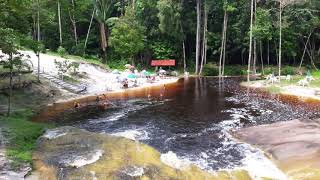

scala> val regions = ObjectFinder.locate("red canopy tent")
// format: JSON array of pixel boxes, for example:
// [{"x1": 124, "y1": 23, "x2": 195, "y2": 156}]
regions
[{"x1": 151, "y1": 60, "x2": 176, "y2": 67}]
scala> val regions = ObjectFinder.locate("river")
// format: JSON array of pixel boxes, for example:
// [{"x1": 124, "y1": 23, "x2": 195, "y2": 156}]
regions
[{"x1": 39, "y1": 77, "x2": 320, "y2": 179}]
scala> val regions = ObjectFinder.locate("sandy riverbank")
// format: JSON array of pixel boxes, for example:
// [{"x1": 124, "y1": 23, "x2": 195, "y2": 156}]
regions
[
  {"x1": 241, "y1": 80, "x2": 320, "y2": 102},
  {"x1": 53, "y1": 77, "x2": 180, "y2": 104}
]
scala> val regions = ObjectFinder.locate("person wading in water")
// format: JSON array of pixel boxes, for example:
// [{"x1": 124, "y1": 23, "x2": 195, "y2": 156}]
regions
[{"x1": 74, "y1": 101, "x2": 80, "y2": 110}]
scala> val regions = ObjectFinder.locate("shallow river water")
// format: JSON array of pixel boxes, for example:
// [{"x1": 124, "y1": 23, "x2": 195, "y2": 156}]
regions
[{"x1": 45, "y1": 77, "x2": 320, "y2": 179}]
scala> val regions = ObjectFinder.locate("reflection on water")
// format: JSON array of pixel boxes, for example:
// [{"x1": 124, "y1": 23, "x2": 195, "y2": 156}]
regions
[{"x1": 39, "y1": 77, "x2": 320, "y2": 178}]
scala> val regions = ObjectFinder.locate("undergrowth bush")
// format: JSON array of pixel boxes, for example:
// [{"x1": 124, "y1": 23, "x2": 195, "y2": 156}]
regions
[
  {"x1": 203, "y1": 63, "x2": 219, "y2": 76},
  {"x1": 281, "y1": 66, "x2": 296, "y2": 75},
  {"x1": 57, "y1": 46, "x2": 67, "y2": 58},
  {"x1": 224, "y1": 66, "x2": 246, "y2": 76}
]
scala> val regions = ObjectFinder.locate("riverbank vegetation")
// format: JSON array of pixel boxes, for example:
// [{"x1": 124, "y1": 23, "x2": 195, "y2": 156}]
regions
[
  {"x1": 1, "y1": 110, "x2": 51, "y2": 169},
  {"x1": 0, "y1": 0, "x2": 319, "y2": 75}
]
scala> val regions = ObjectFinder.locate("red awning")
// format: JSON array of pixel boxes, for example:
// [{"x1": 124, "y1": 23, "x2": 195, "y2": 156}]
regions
[{"x1": 151, "y1": 60, "x2": 176, "y2": 66}]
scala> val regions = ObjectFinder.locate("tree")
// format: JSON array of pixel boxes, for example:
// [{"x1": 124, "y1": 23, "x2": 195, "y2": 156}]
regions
[
  {"x1": 276, "y1": 0, "x2": 306, "y2": 79},
  {"x1": 157, "y1": 0, "x2": 186, "y2": 72},
  {"x1": 253, "y1": 8, "x2": 273, "y2": 74},
  {"x1": 199, "y1": 0, "x2": 208, "y2": 75},
  {"x1": 247, "y1": 0, "x2": 255, "y2": 81},
  {"x1": 58, "y1": 0, "x2": 63, "y2": 45},
  {"x1": 109, "y1": 8, "x2": 145, "y2": 65},
  {"x1": 0, "y1": 28, "x2": 21, "y2": 116},
  {"x1": 84, "y1": 7, "x2": 95, "y2": 55},
  {"x1": 68, "y1": 0, "x2": 78, "y2": 46},
  {"x1": 195, "y1": 0, "x2": 201, "y2": 74},
  {"x1": 93, "y1": 0, "x2": 114, "y2": 64},
  {"x1": 218, "y1": 0, "x2": 235, "y2": 77},
  {"x1": 37, "y1": 0, "x2": 41, "y2": 82}
]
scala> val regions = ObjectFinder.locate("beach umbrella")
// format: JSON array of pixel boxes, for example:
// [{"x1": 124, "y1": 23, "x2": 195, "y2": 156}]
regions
[
  {"x1": 112, "y1": 69, "x2": 120, "y2": 74},
  {"x1": 128, "y1": 74, "x2": 137, "y2": 79},
  {"x1": 159, "y1": 69, "x2": 166, "y2": 74},
  {"x1": 144, "y1": 71, "x2": 151, "y2": 76}
]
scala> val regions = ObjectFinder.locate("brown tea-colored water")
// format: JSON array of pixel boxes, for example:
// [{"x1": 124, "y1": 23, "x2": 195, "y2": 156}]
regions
[{"x1": 33, "y1": 77, "x2": 320, "y2": 176}]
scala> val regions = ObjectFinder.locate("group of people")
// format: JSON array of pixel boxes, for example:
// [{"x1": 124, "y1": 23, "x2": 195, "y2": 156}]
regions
[{"x1": 74, "y1": 93, "x2": 110, "y2": 110}]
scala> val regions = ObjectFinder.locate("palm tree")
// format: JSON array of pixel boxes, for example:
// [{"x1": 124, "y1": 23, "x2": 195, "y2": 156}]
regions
[{"x1": 93, "y1": 0, "x2": 114, "y2": 64}]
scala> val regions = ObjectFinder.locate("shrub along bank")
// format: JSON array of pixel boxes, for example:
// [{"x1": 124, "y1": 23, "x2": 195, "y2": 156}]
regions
[{"x1": 1, "y1": 110, "x2": 52, "y2": 169}]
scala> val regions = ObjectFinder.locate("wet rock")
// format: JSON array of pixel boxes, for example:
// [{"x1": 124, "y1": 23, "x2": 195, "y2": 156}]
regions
[
  {"x1": 36, "y1": 127, "x2": 104, "y2": 169},
  {"x1": 33, "y1": 126, "x2": 252, "y2": 180},
  {"x1": 234, "y1": 119, "x2": 320, "y2": 179}
]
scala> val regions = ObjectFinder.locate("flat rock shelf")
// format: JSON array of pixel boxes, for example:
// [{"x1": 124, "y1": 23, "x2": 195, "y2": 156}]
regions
[{"x1": 234, "y1": 119, "x2": 320, "y2": 179}]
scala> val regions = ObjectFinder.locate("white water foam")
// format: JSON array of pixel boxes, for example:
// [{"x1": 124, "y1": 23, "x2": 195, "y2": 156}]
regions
[
  {"x1": 122, "y1": 166, "x2": 144, "y2": 177},
  {"x1": 43, "y1": 129, "x2": 67, "y2": 140},
  {"x1": 219, "y1": 129, "x2": 287, "y2": 179},
  {"x1": 240, "y1": 144, "x2": 287, "y2": 180},
  {"x1": 65, "y1": 150, "x2": 104, "y2": 168},
  {"x1": 159, "y1": 118, "x2": 287, "y2": 179},
  {"x1": 89, "y1": 101, "x2": 151, "y2": 124},
  {"x1": 111, "y1": 129, "x2": 149, "y2": 141},
  {"x1": 160, "y1": 151, "x2": 191, "y2": 170}
]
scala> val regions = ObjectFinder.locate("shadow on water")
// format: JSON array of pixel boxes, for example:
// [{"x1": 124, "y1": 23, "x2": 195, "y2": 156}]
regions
[{"x1": 33, "y1": 77, "x2": 320, "y2": 172}]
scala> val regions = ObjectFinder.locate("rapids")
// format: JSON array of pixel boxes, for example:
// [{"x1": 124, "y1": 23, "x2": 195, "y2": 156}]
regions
[{"x1": 34, "y1": 77, "x2": 320, "y2": 179}]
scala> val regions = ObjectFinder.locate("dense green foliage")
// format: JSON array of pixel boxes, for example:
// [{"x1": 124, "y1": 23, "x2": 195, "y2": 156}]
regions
[
  {"x1": 0, "y1": 0, "x2": 319, "y2": 72},
  {"x1": 110, "y1": 8, "x2": 145, "y2": 63}
]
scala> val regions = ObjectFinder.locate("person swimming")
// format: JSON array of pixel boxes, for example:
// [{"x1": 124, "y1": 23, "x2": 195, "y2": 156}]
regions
[
  {"x1": 74, "y1": 101, "x2": 80, "y2": 109},
  {"x1": 96, "y1": 95, "x2": 102, "y2": 102}
]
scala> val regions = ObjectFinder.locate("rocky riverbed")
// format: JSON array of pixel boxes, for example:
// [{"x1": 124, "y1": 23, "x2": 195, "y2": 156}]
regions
[{"x1": 32, "y1": 127, "x2": 252, "y2": 179}]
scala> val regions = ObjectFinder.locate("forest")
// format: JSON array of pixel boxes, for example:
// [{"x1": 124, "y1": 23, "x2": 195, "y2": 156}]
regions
[
  {"x1": 1, "y1": 0, "x2": 320, "y2": 76},
  {"x1": 2, "y1": 1, "x2": 320, "y2": 179}
]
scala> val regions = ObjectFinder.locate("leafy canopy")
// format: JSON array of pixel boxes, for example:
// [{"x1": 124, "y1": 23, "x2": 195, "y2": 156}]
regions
[{"x1": 109, "y1": 8, "x2": 145, "y2": 59}]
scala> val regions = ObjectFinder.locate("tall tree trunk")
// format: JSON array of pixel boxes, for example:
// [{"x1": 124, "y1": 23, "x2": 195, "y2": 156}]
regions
[
  {"x1": 311, "y1": 37, "x2": 316, "y2": 66},
  {"x1": 7, "y1": 54, "x2": 13, "y2": 117},
  {"x1": 241, "y1": 49, "x2": 244, "y2": 65},
  {"x1": 267, "y1": 40, "x2": 270, "y2": 66},
  {"x1": 219, "y1": 5, "x2": 227, "y2": 77},
  {"x1": 68, "y1": 0, "x2": 78, "y2": 46},
  {"x1": 37, "y1": 0, "x2": 41, "y2": 82},
  {"x1": 84, "y1": 8, "x2": 95, "y2": 55},
  {"x1": 253, "y1": 38, "x2": 257, "y2": 74},
  {"x1": 58, "y1": 0, "x2": 63, "y2": 45},
  {"x1": 183, "y1": 40, "x2": 187, "y2": 72},
  {"x1": 222, "y1": 14, "x2": 228, "y2": 76},
  {"x1": 100, "y1": 22, "x2": 107, "y2": 63},
  {"x1": 299, "y1": 30, "x2": 313, "y2": 71},
  {"x1": 275, "y1": 41, "x2": 279, "y2": 65},
  {"x1": 278, "y1": 1, "x2": 282, "y2": 80},
  {"x1": 306, "y1": 40, "x2": 318, "y2": 70},
  {"x1": 247, "y1": 0, "x2": 254, "y2": 82},
  {"x1": 199, "y1": 0, "x2": 208, "y2": 75},
  {"x1": 253, "y1": 0, "x2": 257, "y2": 75},
  {"x1": 260, "y1": 41, "x2": 264, "y2": 75},
  {"x1": 120, "y1": 0, "x2": 124, "y2": 16},
  {"x1": 32, "y1": 1, "x2": 37, "y2": 41},
  {"x1": 195, "y1": 0, "x2": 201, "y2": 74}
]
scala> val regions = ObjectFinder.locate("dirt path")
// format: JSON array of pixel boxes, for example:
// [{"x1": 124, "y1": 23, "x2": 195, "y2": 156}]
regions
[{"x1": 20, "y1": 50, "x2": 121, "y2": 94}]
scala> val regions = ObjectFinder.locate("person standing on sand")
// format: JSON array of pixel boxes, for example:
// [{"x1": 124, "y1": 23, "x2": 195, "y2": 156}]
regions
[{"x1": 160, "y1": 85, "x2": 166, "y2": 99}]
